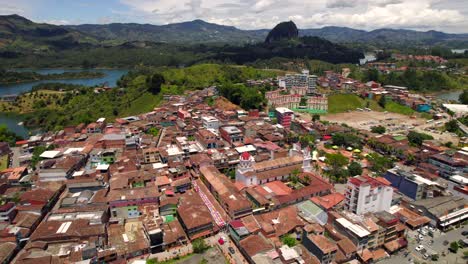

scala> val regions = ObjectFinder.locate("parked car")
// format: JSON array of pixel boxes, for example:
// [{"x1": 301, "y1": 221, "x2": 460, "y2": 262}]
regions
[
  {"x1": 423, "y1": 253, "x2": 430, "y2": 260},
  {"x1": 462, "y1": 231, "x2": 468, "y2": 236},
  {"x1": 228, "y1": 247, "x2": 235, "y2": 254},
  {"x1": 415, "y1": 245, "x2": 424, "y2": 252},
  {"x1": 418, "y1": 234, "x2": 424, "y2": 240}
]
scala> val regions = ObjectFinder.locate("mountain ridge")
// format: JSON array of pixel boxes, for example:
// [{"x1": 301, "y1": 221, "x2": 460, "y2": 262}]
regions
[{"x1": 1, "y1": 14, "x2": 467, "y2": 52}]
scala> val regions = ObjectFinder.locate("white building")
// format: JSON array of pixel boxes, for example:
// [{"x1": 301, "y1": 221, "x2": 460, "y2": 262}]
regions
[
  {"x1": 344, "y1": 175, "x2": 393, "y2": 215},
  {"x1": 235, "y1": 144, "x2": 309, "y2": 187},
  {"x1": 201, "y1": 116, "x2": 220, "y2": 130},
  {"x1": 283, "y1": 70, "x2": 318, "y2": 95}
]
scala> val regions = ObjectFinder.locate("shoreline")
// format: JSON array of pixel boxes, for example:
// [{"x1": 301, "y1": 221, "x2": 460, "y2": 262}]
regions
[{"x1": 0, "y1": 73, "x2": 107, "y2": 85}]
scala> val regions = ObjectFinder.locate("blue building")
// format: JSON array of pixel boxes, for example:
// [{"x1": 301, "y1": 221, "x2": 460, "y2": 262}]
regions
[
  {"x1": 384, "y1": 168, "x2": 439, "y2": 200},
  {"x1": 416, "y1": 104, "x2": 431, "y2": 112}
]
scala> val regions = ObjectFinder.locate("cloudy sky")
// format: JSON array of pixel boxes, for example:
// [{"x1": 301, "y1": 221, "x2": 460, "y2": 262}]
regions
[{"x1": 1, "y1": 0, "x2": 467, "y2": 33}]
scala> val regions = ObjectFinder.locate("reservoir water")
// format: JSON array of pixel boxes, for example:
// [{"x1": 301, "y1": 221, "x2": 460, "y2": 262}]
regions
[
  {"x1": 436, "y1": 90, "x2": 462, "y2": 102},
  {"x1": 0, "y1": 68, "x2": 128, "y2": 137},
  {"x1": 0, "y1": 68, "x2": 128, "y2": 96}
]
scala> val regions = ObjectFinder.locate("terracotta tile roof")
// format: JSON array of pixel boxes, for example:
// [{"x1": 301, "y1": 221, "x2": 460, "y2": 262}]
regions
[
  {"x1": 255, "y1": 206, "x2": 305, "y2": 238},
  {"x1": 30, "y1": 219, "x2": 105, "y2": 242},
  {"x1": 0, "y1": 242, "x2": 16, "y2": 263},
  {"x1": 337, "y1": 237, "x2": 357, "y2": 255},
  {"x1": 107, "y1": 187, "x2": 159, "y2": 202},
  {"x1": 20, "y1": 188, "x2": 55, "y2": 204},
  {"x1": 163, "y1": 219, "x2": 187, "y2": 245},
  {"x1": 177, "y1": 190, "x2": 213, "y2": 230},
  {"x1": 311, "y1": 192, "x2": 345, "y2": 210},
  {"x1": 308, "y1": 235, "x2": 337, "y2": 254},
  {"x1": 13, "y1": 212, "x2": 41, "y2": 229},
  {"x1": 241, "y1": 215, "x2": 261, "y2": 234},
  {"x1": 239, "y1": 234, "x2": 273, "y2": 257}
]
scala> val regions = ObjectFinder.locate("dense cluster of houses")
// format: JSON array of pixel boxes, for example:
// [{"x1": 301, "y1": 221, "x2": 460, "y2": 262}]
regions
[
  {"x1": 266, "y1": 70, "x2": 328, "y2": 113},
  {"x1": 0, "y1": 71, "x2": 465, "y2": 264}
]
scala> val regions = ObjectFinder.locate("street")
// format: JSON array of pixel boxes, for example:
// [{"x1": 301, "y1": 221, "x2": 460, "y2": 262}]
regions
[
  {"x1": 142, "y1": 231, "x2": 247, "y2": 264},
  {"x1": 381, "y1": 226, "x2": 468, "y2": 264},
  {"x1": 207, "y1": 232, "x2": 248, "y2": 264}
]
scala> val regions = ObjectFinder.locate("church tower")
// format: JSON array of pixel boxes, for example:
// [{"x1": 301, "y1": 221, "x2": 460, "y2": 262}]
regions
[
  {"x1": 236, "y1": 152, "x2": 256, "y2": 186},
  {"x1": 302, "y1": 146, "x2": 312, "y2": 172}
]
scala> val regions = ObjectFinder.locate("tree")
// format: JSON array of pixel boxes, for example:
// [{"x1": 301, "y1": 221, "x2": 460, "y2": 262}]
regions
[
  {"x1": 449, "y1": 241, "x2": 459, "y2": 253},
  {"x1": 371, "y1": 125, "x2": 386, "y2": 134},
  {"x1": 368, "y1": 153, "x2": 394, "y2": 173},
  {"x1": 146, "y1": 127, "x2": 160, "y2": 137},
  {"x1": 290, "y1": 168, "x2": 300, "y2": 184},
  {"x1": 459, "y1": 89, "x2": 468, "y2": 104},
  {"x1": 407, "y1": 131, "x2": 433, "y2": 146},
  {"x1": 192, "y1": 238, "x2": 209, "y2": 253},
  {"x1": 348, "y1": 161, "x2": 363, "y2": 176},
  {"x1": 326, "y1": 153, "x2": 349, "y2": 180},
  {"x1": 281, "y1": 235, "x2": 297, "y2": 247},
  {"x1": 312, "y1": 114, "x2": 320, "y2": 122},
  {"x1": 378, "y1": 96, "x2": 386, "y2": 108},
  {"x1": 445, "y1": 120, "x2": 459, "y2": 133},
  {"x1": 0, "y1": 125, "x2": 23, "y2": 146},
  {"x1": 147, "y1": 73, "x2": 165, "y2": 94}
]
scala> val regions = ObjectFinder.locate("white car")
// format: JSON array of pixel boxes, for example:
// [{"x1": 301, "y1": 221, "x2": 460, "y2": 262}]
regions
[
  {"x1": 415, "y1": 245, "x2": 424, "y2": 252},
  {"x1": 418, "y1": 234, "x2": 424, "y2": 240}
]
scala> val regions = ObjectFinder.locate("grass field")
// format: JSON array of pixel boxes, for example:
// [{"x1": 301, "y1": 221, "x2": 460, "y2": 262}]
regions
[
  {"x1": 385, "y1": 101, "x2": 416, "y2": 115},
  {"x1": 0, "y1": 90, "x2": 64, "y2": 113},
  {"x1": 0, "y1": 155, "x2": 9, "y2": 171},
  {"x1": 328, "y1": 94, "x2": 383, "y2": 114}
]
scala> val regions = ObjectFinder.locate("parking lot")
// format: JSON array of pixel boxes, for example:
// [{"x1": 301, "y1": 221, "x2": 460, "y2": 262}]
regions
[{"x1": 381, "y1": 225, "x2": 467, "y2": 264}]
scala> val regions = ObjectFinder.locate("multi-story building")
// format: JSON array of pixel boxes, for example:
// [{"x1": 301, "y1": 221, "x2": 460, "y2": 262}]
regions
[
  {"x1": 220, "y1": 126, "x2": 244, "y2": 145},
  {"x1": 200, "y1": 166, "x2": 252, "y2": 219},
  {"x1": 0, "y1": 203, "x2": 16, "y2": 223},
  {"x1": 275, "y1": 107, "x2": 294, "y2": 128},
  {"x1": 196, "y1": 129, "x2": 218, "y2": 149},
  {"x1": 201, "y1": 116, "x2": 220, "y2": 130},
  {"x1": 428, "y1": 151, "x2": 468, "y2": 178},
  {"x1": 302, "y1": 234, "x2": 337, "y2": 264},
  {"x1": 283, "y1": 70, "x2": 318, "y2": 95},
  {"x1": 384, "y1": 167, "x2": 439, "y2": 200},
  {"x1": 142, "y1": 147, "x2": 161, "y2": 164},
  {"x1": 344, "y1": 175, "x2": 393, "y2": 215},
  {"x1": 334, "y1": 217, "x2": 370, "y2": 251}
]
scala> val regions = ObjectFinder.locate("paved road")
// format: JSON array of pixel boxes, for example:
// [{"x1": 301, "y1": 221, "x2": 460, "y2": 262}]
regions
[
  {"x1": 143, "y1": 232, "x2": 247, "y2": 264},
  {"x1": 381, "y1": 225, "x2": 467, "y2": 264},
  {"x1": 146, "y1": 243, "x2": 194, "y2": 262},
  {"x1": 10, "y1": 147, "x2": 20, "y2": 167},
  {"x1": 208, "y1": 232, "x2": 248, "y2": 264}
]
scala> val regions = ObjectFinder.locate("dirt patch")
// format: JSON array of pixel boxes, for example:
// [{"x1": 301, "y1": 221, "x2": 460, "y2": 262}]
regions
[
  {"x1": 178, "y1": 247, "x2": 226, "y2": 264},
  {"x1": 214, "y1": 97, "x2": 240, "y2": 111},
  {"x1": 320, "y1": 111, "x2": 459, "y2": 144}
]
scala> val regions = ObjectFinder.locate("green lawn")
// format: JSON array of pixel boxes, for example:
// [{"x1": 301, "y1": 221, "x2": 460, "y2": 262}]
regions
[
  {"x1": 385, "y1": 101, "x2": 416, "y2": 116},
  {"x1": 0, "y1": 155, "x2": 9, "y2": 171},
  {"x1": 328, "y1": 94, "x2": 383, "y2": 114}
]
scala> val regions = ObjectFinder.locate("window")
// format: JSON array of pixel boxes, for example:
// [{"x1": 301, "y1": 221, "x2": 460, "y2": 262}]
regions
[{"x1": 365, "y1": 196, "x2": 370, "y2": 204}]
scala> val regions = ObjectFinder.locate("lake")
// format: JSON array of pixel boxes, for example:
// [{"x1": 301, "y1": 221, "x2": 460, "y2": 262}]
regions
[
  {"x1": 0, "y1": 68, "x2": 128, "y2": 96},
  {"x1": 0, "y1": 68, "x2": 128, "y2": 137},
  {"x1": 0, "y1": 113, "x2": 31, "y2": 138},
  {"x1": 436, "y1": 90, "x2": 462, "y2": 102}
]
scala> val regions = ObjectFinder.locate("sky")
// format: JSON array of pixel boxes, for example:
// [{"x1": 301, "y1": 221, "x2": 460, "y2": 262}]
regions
[{"x1": 1, "y1": 0, "x2": 467, "y2": 33}]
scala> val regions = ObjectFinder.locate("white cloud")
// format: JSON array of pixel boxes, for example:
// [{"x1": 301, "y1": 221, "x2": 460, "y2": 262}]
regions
[{"x1": 116, "y1": 0, "x2": 467, "y2": 33}]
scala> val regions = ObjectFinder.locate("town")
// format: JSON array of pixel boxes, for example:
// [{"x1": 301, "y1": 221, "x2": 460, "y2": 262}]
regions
[{"x1": 0, "y1": 63, "x2": 466, "y2": 264}]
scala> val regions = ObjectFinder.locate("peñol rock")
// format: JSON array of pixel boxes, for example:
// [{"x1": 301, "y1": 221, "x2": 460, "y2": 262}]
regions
[{"x1": 265, "y1": 21, "x2": 299, "y2": 44}]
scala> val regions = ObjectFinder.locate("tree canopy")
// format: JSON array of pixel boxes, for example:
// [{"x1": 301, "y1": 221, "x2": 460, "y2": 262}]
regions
[{"x1": 0, "y1": 125, "x2": 22, "y2": 146}]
